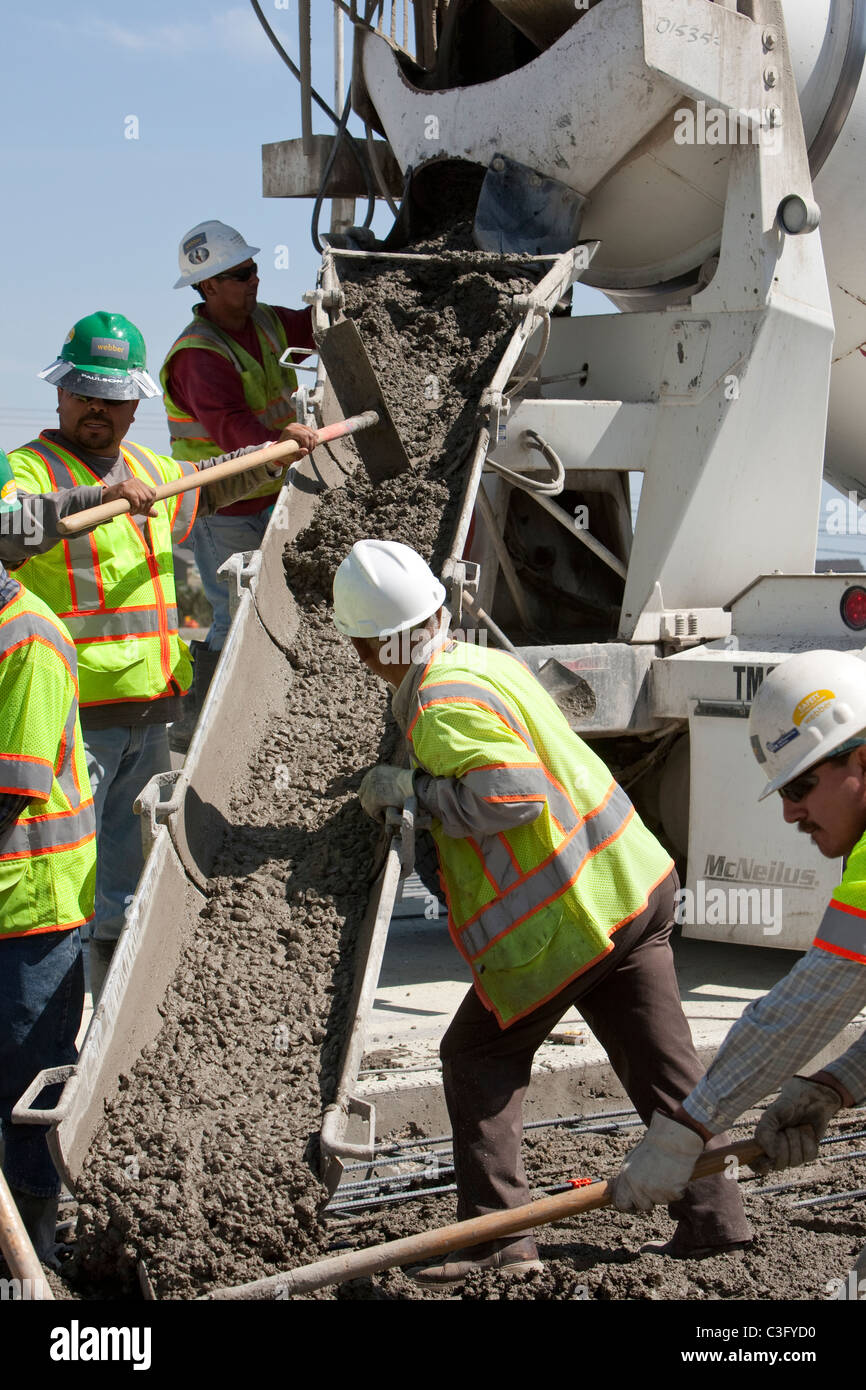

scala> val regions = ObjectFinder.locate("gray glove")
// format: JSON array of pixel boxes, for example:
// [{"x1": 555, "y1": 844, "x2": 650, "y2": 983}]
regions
[
  {"x1": 611, "y1": 1111, "x2": 704, "y2": 1212},
  {"x1": 752, "y1": 1077, "x2": 842, "y2": 1174},
  {"x1": 358, "y1": 765, "x2": 415, "y2": 822}
]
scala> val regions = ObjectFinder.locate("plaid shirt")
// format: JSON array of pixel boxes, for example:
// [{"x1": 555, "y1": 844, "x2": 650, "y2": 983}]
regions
[{"x1": 685, "y1": 946, "x2": 866, "y2": 1131}]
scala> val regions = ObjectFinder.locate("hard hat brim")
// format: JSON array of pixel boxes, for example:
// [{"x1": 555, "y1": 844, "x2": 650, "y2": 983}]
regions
[
  {"x1": 757, "y1": 724, "x2": 866, "y2": 799},
  {"x1": 174, "y1": 243, "x2": 261, "y2": 289},
  {"x1": 38, "y1": 361, "x2": 161, "y2": 400}
]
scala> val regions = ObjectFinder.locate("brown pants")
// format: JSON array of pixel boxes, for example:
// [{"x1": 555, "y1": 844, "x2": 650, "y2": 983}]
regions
[{"x1": 440, "y1": 870, "x2": 752, "y2": 1252}]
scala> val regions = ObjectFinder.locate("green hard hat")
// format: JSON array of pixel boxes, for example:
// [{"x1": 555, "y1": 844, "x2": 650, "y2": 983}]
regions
[
  {"x1": 0, "y1": 448, "x2": 21, "y2": 515},
  {"x1": 38, "y1": 311, "x2": 161, "y2": 400}
]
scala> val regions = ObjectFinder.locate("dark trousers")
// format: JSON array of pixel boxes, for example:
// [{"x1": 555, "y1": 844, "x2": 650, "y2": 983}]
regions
[
  {"x1": 0, "y1": 928, "x2": 83, "y2": 1198},
  {"x1": 440, "y1": 871, "x2": 752, "y2": 1252}
]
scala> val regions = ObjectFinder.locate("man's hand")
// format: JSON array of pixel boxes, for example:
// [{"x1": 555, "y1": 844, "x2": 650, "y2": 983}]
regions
[
  {"x1": 102, "y1": 479, "x2": 158, "y2": 516},
  {"x1": 359, "y1": 765, "x2": 415, "y2": 823},
  {"x1": 751, "y1": 1077, "x2": 842, "y2": 1174},
  {"x1": 611, "y1": 1112, "x2": 705, "y2": 1212},
  {"x1": 278, "y1": 423, "x2": 318, "y2": 457}
]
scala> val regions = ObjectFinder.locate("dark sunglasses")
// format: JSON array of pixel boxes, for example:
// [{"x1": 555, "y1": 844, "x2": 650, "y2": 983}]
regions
[
  {"x1": 215, "y1": 263, "x2": 258, "y2": 283},
  {"x1": 777, "y1": 771, "x2": 820, "y2": 804},
  {"x1": 778, "y1": 749, "x2": 854, "y2": 803}
]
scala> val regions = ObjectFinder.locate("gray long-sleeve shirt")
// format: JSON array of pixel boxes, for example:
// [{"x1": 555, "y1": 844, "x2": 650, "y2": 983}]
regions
[{"x1": 685, "y1": 947, "x2": 866, "y2": 1131}]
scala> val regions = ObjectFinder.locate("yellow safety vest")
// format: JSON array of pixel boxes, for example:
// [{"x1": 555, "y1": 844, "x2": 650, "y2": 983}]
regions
[
  {"x1": 160, "y1": 304, "x2": 298, "y2": 502},
  {"x1": 0, "y1": 582, "x2": 96, "y2": 937},
  {"x1": 408, "y1": 642, "x2": 674, "y2": 1026},
  {"x1": 814, "y1": 830, "x2": 866, "y2": 965},
  {"x1": 9, "y1": 435, "x2": 196, "y2": 709}
]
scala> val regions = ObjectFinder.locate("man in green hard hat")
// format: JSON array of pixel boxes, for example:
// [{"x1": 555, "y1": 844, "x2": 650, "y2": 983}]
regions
[{"x1": 8, "y1": 311, "x2": 310, "y2": 999}]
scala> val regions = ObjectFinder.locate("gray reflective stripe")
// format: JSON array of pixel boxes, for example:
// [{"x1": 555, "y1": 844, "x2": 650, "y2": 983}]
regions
[
  {"x1": 185, "y1": 320, "x2": 245, "y2": 371},
  {"x1": 1, "y1": 802, "x2": 95, "y2": 857},
  {"x1": 65, "y1": 540, "x2": 102, "y2": 612},
  {"x1": 460, "y1": 783, "x2": 634, "y2": 958},
  {"x1": 418, "y1": 681, "x2": 535, "y2": 747},
  {"x1": 253, "y1": 305, "x2": 285, "y2": 358},
  {"x1": 461, "y1": 764, "x2": 578, "y2": 831},
  {"x1": 18, "y1": 440, "x2": 82, "y2": 492},
  {"x1": 0, "y1": 755, "x2": 52, "y2": 796},
  {"x1": 172, "y1": 486, "x2": 198, "y2": 540},
  {"x1": 258, "y1": 396, "x2": 295, "y2": 427},
  {"x1": 815, "y1": 902, "x2": 866, "y2": 962},
  {"x1": 475, "y1": 834, "x2": 523, "y2": 893},
  {"x1": 0, "y1": 610, "x2": 77, "y2": 663},
  {"x1": 169, "y1": 418, "x2": 210, "y2": 439},
  {"x1": 122, "y1": 442, "x2": 164, "y2": 488},
  {"x1": 62, "y1": 608, "x2": 177, "y2": 640}
]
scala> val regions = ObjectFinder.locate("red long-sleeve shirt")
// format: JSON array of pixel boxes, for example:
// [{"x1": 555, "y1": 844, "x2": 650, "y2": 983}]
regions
[{"x1": 166, "y1": 303, "x2": 315, "y2": 515}]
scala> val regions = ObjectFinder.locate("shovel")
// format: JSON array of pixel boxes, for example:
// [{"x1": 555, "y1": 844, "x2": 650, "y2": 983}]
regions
[
  {"x1": 56, "y1": 410, "x2": 389, "y2": 537},
  {"x1": 203, "y1": 1138, "x2": 764, "y2": 1299}
]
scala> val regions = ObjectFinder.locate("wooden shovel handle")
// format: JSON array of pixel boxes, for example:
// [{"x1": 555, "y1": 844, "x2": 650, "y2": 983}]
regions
[
  {"x1": 206, "y1": 1137, "x2": 764, "y2": 1300},
  {"x1": 57, "y1": 438, "x2": 302, "y2": 536},
  {"x1": 0, "y1": 1167, "x2": 54, "y2": 1299}
]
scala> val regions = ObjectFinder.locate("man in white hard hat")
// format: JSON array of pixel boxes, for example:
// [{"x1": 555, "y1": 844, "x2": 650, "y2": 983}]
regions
[
  {"x1": 161, "y1": 220, "x2": 318, "y2": 749},
  {"x1": 333, "y1": 539, "x2": 751, "y2": 1283},
  {"x1": 612, "y1": 650, "x2": 866, "y2": 1299}
]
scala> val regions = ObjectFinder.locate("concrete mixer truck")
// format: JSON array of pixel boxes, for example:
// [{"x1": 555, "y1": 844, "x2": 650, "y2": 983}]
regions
[{"x1": 257, "y1": 0, "x2": 866, "y2": 953}]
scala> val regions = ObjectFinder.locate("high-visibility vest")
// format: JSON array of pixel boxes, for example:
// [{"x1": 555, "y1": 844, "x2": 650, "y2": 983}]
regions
[
  {"x1": 0, "y1": 581, "x2": 96, "y2": 938},
  {"x1": 9, "y1": 435, "x2": 196, "y2": 709},
  {"x1": 814, "y1": 832, "x2": 866, "y2": 965},
  {"x1": 160, "y1": 304, "x2": 299, "y2": 502},
  {"x1": 408, "y1": 642, "x2": 674, "y2": 1027}
]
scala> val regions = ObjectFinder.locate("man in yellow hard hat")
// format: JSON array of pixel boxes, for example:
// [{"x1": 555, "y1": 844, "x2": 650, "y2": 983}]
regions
[
  {"x1": 161, "y1": 220, "x2": 317, "y2": 748},
  {"x1": 8, "y1": 311, "x2": 311, "y2": 998}
]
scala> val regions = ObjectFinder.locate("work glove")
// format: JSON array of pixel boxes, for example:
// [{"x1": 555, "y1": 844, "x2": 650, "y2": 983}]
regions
[
  {"x1": 751, "y1": 1077, "x2": 842, "y2": 1175},
  {"x1": 611, "y1": 1111, "x2": 704, "y2": 1212},
  {"x1": 359, "y1": 765, "x2": 415, "y2": 823}
]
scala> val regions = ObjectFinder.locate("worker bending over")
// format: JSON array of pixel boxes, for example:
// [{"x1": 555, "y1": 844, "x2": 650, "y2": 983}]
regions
[
  {"x1": 334, "y1": 539, "x2": 751, "y2": 1283},
  {"x1": 613, "y1": 651, "x2": 866, "y2": 1299},
  {"x1": 9, "y1": 312, "x2": 311, "y2": 999}
]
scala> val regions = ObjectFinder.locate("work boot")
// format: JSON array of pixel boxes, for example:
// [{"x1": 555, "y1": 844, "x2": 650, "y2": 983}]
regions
[
  {"x1": 9, "y1": 1188, "x2": 60, "y2": 1266},
  {"x1": 168, "y1": 641, "x2": 220, "y2": 753},
  {"x1": 408, "y1": 1236, "x2": 543, "y2": 1287}
]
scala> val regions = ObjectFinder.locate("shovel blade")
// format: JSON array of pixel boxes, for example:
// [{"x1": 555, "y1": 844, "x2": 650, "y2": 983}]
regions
[
  {"x1": 316, "y1": 317, "x2": 411, "y2": 482},
  {"x1": 474, "y1": 154, "x2": 587, "y2": 255}
]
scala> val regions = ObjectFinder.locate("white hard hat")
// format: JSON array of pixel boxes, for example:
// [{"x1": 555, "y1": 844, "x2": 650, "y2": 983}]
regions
[
  {"x1": 748, "y1": 649, "x2": 866, "y2": 799},
  {"x1": 333, "y1": 540, "x2": 446, "y2": 638},
  {"x1": 174, "y1": 220, "x2": 260, "y2": 289}
]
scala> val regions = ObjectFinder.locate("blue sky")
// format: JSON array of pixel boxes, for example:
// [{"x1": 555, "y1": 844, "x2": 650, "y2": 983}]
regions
[{"x1": 0, "y1": 2, "x2": 848, "y2": 554}]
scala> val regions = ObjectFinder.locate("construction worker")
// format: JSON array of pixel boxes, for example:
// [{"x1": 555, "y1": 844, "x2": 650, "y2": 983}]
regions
[
  {"x1": 333, "y1": 539, "x2": 752, "y2": 1283},
  {"x1": 9, "y1": 311, "x2": 311, "y2": 1000},
  {"x1": 161, "y1": 220, "x2": 317, "y2": 748},
  {"x1": 612, "y1": 650, "x2": 866, "y2": 1299},
  {"x1": 0, "y1": 452, "x2": 97, "y2": 1263}
]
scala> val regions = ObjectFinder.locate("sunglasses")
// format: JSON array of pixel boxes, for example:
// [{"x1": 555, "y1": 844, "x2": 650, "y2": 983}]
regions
[
  {"x1": 777, "y1": 749, "x2": 854, "y2": 803},
  {"x1": 214, "y1": 263, "x2": 258, "y2": 283},
  {"x1": 777, "y1": 771, "x2": 820, "y2": 804}
]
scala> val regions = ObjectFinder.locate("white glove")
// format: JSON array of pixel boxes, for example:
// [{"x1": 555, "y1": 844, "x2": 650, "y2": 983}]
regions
[
  {"x1": 611, "y1": 1111, "x2": 704, "y2": 1212},
  {"x1": 752, "y1": 1077, "x2": 842, "y2": 1174},
  {"x1": 359, "y1": 765, "x2": 415, "y2": 822}
]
